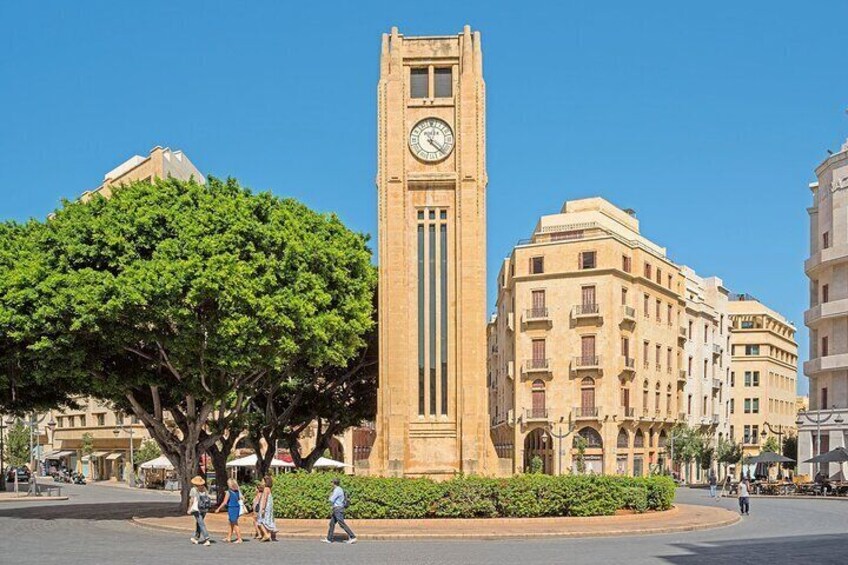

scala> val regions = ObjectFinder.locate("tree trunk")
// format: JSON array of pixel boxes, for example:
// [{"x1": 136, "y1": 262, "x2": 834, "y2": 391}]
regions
[{"x1": 208, "y1": 448, "x2": 229, "y2": 505}]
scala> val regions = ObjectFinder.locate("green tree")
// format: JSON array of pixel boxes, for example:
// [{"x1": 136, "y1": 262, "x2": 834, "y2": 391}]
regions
[
  {"x1": 573, "y1": 435, "x2": 588, "y2": 474},
  {"x1": 762, "y1": 436, "x2": 780, "y2": 454},
  {"x1": 528, "y1": 455, "x2": 543, "y2": 474},
  {"x1": 24, "y1": 177, "x2": 376, "y2": 507},
  {"x1": 5, "y1": 419, "x2": 30, "y2": 467},
  {"x1": 698, "y1": 447, "x2": 714, "y2": 471},
  {"x1": 134, "y1": 439, "x2": 162, "y2": 465},
  {"x1": 782, "y1": 434, "x2": 798, "y2": 471}
]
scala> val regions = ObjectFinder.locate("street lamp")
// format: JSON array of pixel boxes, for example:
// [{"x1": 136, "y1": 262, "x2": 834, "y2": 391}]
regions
[
  {"x1": 543, "y1": 417, "x2": 577, "y2": 475},
  {"x1": 796, "y1": 409, "x2": 845, "y2": 476},
  {"x1": 760, "y1": 422, "x2": 787, "y2": 479},
  {"x1": 113, "y1": 425, "x2": 135, "y2": 488},
  {"x1": 0, "y1": 416, "x2": 6, "y2": 492}
]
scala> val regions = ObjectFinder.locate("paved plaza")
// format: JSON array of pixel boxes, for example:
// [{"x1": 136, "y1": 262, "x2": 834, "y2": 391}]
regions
[{"x1": 0, "y1": 482, "x2": 847, "y2": 564}]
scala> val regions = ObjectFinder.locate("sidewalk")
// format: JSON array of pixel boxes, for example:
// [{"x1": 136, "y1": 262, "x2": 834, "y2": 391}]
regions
[{"x1": 133, "y1": 504, "x2": 739, "y2": 540}]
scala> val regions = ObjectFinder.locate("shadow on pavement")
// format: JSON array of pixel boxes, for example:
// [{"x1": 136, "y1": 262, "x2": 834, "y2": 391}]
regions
[
  {"x1": 0, "y1": 501, "x2": 177, "y2": 521},
  {"x1": 662, "y1": 533, "x2": 846, "y2": 563}
]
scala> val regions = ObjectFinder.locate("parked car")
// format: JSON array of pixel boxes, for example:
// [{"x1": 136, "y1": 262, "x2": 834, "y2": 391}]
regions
[{"x1": 5, "y1": 466, "x2": 31, "y2": 483}]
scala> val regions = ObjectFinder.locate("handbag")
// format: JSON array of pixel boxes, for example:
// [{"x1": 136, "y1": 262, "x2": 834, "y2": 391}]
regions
[{"x1": 238, "y1": 491, "x2": 248, "y2": 516}]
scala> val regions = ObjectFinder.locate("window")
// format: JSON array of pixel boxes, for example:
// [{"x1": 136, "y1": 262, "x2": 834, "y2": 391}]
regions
[
  {"x1": 752, "y1": 371, "x2": 760, "y2": 386},
  {"x1": 688, "y1": 320, "x2": 693, "y2": 339},
  {"x1": 729, "y1": 398, "x2": 735, "y2": 414},
  {"x1": 116, "y1": 413, "x2": 124, "y2": 426},
  {"x1": 744, "y1": 345, "x2": 760, "y2": 355},
  {"x1": 744, "y1": 398, "x2": 751, "y2": 413},
  {"x1": 704, "y1": 324, "x2": 708, "y2": 344},
  {"x1": 96, "y1": 414, "x2": 105, "y2": 426},
  {"x1": 655, "y1": 344, "x2": 661, "y2": 369},
  {"x1": 667, "y1": 304, "x2": 673, "y2": 325},
  {"x1": 434, "y1": 67, "x2": 452, "y2": 97},
  {"x1": 823, "y1": 231, "x2": 830, "y2": 249},
  {"x1": 752, "y1": 398, "x2": 759, "y2": 413},
  {"x1": 751, "y1": 425, "x2": 759, "y2": 442},
  {"x1": 643, "y1": 381, "x2": 649, "y2": 409},
  {"x1": 656, "y1": 268, "x2": 662, "y2": 284},
  {"x1": 741, "y1": 320, "x2": 754, "y2": 329},
  {"x1": 410, "y1": 68, "x2": 428, "y2": 98},
  {"x1": 643, "y1": 341, "x2": 649, "y2": 367},
  {"x1": 822, "y1": 387, "x2": 829, "y2": 410},
  {"x1": 744, "y1": 425, "x2": 751, "y2": 444},
  {"x1": 822, "y1": 284, "x2": 829, "y2": 303},
  {"x1": 57, "y1": 417, "x2": 64, "y2": 428},
  {"x1": 730, "y1": 371, "x2": 735, "y2": 387},
  {"x1": 667, "y1": 274, "x2": 672, "y2": 288},
  {"x1": 622, "y1": 255, "x2": 632, "y2": 273},
  {"x1": 644, "y1": 263, "x2": 652, "y2": 279},
  {"x1": 655, "y1": 299, "x2": 661, "y2": 322},
  {"x1": 688, "y1": 356, "x2": 693, "y2": 376},
  {"x1": 687, "y1": 394, "x2": 692, "y2": 415},
  {"x1": 744, "y1": 371, "x2": 752, "y2": 386},
  {"x1": 703, "y1": 395, "x2": 708, "y2": 416},
  {"x1": 532, "y1": 339, "x2": 546, "y2": 362},
  {"x1": 666, "y1": 347, "x2": 672, "y2": 371},
  {"x1": 729, "y1": 425, "x2": 735, "y2": 441},
  {"x1": 579, "y1": 251, "x2": 596, "y2": 269},
  {"x1": 822, "y1": 336, "x2": 829, "y2": 357},
  {"x1": 79, "y1": 415, "x2": 87, "y2": 427},
  {"x1": 643, "y1": 294, "x2": 650, "y2": 317},
  {"x1": 621, "y1": 287, "x2": 628, "y2": 305},
  {"x1": 530, "y1": 256, "x2": 544, "y2": 274}
]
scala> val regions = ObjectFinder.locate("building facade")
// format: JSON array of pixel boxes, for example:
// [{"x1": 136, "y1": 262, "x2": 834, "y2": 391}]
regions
[
  {"x1": 679, "y1": 267, "x2": 731, "y2": 480},
  {"x1": 41, "y1": 146, "x2": 202, "y2": 480},
  {"x1": 801, "y1": 137, "x2": 848, "y2": 477},
  {"x1": 369, "y1": 26, "x2": 496, "y2": 477},
  {"x1": 728, "y1": 295, "x2": 799, "y2": 470},
  {"x1": 488, "y1": 197, "x2": 686, "y2": 476}
]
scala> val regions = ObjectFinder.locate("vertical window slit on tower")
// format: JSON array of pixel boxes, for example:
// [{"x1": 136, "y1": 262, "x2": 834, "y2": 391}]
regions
[
  {"x1": 417, "y1": 224, "x2": 425, "y2": 415},
  {"x1": 440, "y1": 222, "x2": 448, "y2": 414},
  {"x1": 429, "y1": 223, "x2": 437, "y2": 415}
]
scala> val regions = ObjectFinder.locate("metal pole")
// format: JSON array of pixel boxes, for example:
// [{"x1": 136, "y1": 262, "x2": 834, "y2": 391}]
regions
[
  {"x1": 128, "y1": 428, "x2": 135, "y2": 488},
  {"x1": 28, "y1": 414, "x2": 35, "y2": 496},
  {"x1": 0, "y1": 419, "x2": 5, "y2": 492}
]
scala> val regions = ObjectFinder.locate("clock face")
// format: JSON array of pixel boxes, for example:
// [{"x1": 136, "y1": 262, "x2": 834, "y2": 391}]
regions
[{"x1": 409, "y1": 118, "x2": 455, "y2": 162}]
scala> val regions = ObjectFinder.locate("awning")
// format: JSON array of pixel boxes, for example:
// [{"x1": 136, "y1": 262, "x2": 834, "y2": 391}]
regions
[
  {"x1": 313, "y1": 456, "x2": 352, "y2": 469},
  {"x1": 91, "y1": 451, "x2": 109, "y2": 458},
  {"x1": 745, "y1": 451, "x2": 794, "y2": 464},
  {"x1": 44, "y1": 451, "x2": 74, "y2": 459},
  {"x1": 804, "y1": 447, "x2": 848, "y2": 464},
  {"x1": 105, "y1": 452, "x2": 123, "y2": 461},
  {"x1": 139, "y1": 455, "x2": 174, "y2": 470},
  {"x1": 226, "y1": 453, "x2": 293, "y2": 468}
]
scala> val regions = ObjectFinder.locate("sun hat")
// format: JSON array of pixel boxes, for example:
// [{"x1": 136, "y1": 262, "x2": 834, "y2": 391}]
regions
[{"x1": 190, "y1": 475, "x2": 206, "y2": 486}]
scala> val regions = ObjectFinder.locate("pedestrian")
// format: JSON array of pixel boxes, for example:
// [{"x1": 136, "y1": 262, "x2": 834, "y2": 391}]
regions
[
  {"x1": 738, "y1": 478, "x2": 750, "y2": 516},
  {"x1": 251, "y1": 480, "x2": 264, "y2": 540},
  {"x1": 215, "y1": 478, "x2": 245, "y2": 543},
  {"x1": 256, "y1": 475, "x2": 278, "y2": 542},
  {"x1": 188, "y1": 475, "x2": 212, "y2": 547},
  {"x1": 708, "y1": 469, "x2": 718, "y2": 499},
  {"x1": 323, "y1": 477, "x2": 356, "y2": 544}
]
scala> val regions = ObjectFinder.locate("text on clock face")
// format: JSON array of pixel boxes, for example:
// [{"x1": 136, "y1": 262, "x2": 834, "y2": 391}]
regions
[{"x1": 409, "y1": 118, "x2": 455, "y2": 161}]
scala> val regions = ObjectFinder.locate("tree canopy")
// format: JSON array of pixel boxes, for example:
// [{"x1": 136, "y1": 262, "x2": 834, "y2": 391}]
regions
[{"x1": 3, "y1": 176, "x2": 376, "y2": 504}]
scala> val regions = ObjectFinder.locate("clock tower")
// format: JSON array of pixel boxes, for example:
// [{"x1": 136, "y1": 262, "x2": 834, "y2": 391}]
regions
[{"x1": 370, "y1": 26, "x2": 496, "y2": 477}]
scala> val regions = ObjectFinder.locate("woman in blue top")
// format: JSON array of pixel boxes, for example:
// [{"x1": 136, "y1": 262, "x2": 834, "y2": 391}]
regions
[{"x1": 215, "y1": 478, "x2": 244, "y2": 543}]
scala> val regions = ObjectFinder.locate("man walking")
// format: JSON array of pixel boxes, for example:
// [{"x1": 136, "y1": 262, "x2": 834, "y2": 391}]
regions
[
  {"x1": 738, "y1": 478, "x2": 750, "y2": 516},
  {"x1": 323, "y1": 478, "x2": 357, "y2": 544},
  {"x1": 708, "y1": 469, "x2": 718, "y2": 499}
]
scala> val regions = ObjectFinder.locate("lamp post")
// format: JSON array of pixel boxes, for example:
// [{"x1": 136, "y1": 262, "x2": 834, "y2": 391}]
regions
[
  {"x1": 796, "y1": 409, "x2": 844, "y2": 476},
  {"x1": 544, "y1": 417, "x2": 576, "y2": 475},
  {"x1": 26, "y1": 413, "x2": 49, "y2": 496},
  {"x1": 113, "y1": 425, "x2": 135, "y2": 487},
  {"x1": 760, "y1": 422, "x2": 787, "y2": 479}
]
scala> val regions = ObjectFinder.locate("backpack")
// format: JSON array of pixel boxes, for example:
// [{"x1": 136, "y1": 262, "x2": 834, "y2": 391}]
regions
[
  {"x1": 343, "y1": 490, "x2": 350, "y2": 509},
  {"x1": 197, "y1": 491, "x2": 212, "y2": 512}
]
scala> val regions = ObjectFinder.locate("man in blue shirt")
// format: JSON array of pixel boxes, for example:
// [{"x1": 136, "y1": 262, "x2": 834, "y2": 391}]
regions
[{"x1": 323, "y1": 477, "x2": 357, "y2": 544}]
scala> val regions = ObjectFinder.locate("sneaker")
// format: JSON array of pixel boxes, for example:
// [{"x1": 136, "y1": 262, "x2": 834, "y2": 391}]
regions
[
  {"x1": 345, "y1": 538, "x2": 358, "y2": 544},
  {"x1": 190, "y1": 538, "x2": 198, "y2": 545},
  {"x1": 322, "y1": 538, "x2": 333, "y2": 544},
  {"x1": 203, "y1": 540, "x2": 211, "y2": 547}
]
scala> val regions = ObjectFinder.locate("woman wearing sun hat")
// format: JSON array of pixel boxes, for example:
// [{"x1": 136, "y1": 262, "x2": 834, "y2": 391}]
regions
[{"x1": 188, "y1": 475, "x2": 212, "y2": 546}]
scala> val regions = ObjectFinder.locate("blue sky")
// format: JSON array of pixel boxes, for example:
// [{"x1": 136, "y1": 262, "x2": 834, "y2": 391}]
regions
[{"x1": 2, "y1": 1, "x2": 846, "y2": 394}]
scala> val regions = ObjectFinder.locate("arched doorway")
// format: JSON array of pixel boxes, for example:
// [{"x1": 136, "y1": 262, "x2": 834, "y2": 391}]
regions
[
  {"x1": 524, "y1": 428, "x2": 553, "y2": 474},
  {"x1": 616, "y1": 428, "x2": 629, "y2": 475},
  {"x1": 327, "y1": 437, "x2": 344, "y2": 463},
  {"x1": 573, "y1": 427, "x2": 604, "y2": 474},
  {"x1": 633, "y1": 429, "x2": 645, "y2": 476}
]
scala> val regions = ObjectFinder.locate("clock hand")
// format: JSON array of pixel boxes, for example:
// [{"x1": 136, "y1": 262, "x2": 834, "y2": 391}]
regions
[{"x1": 426, "y1": 136, "x2": 445, "y2": 153}]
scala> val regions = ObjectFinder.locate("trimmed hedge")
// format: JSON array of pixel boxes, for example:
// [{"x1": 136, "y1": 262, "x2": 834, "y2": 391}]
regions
[{"x1": 249, "y1": 473, "x2": 675, "y2": 519}]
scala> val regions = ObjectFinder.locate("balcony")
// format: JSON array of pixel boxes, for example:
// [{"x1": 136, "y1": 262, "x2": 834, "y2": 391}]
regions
[
  {"x1": 678, "y1": 412, "x2": 687, "y2": 422},
  {"x1": 573, "y1": 406, "x2": 600, "y2": 420},
  {"x1": 621, "y1": 407, "x2": 636, "y2": 420},
  {"x1": 711, "y1": 414, "x2": 720, "y2": 425},
  {"x1": 804, "y1": 353, "x2": 848, "y2": 376},
  {"x1": 712, "y1": 344, "x2": 723, "y2": 356},
  {"x1": 678, "y1": 369, "x2": 687, "y2": 383},
  {"x1": 622, "y1": 306, "x2": 636, "y2": 322},
  {"x1": 641, "y1": 407, "x2": 652, "y2": 419},
  {"x1": 712, "y1": 378, "x2": 721, "y2": 390},
  {"x1": 678, "y1": 327, "x2": 687, "y2": 341},
  {"x1": 507, "y1": 312, "x2": 515, "y2": 332},
  {"x1": 621, "y1": 356, "x2": 636, "y2": 373},
  {"x1": 805, "y1": 243, "x2": 848, "y2": 276},
  {"x1": 572, "y1": 355, "x2": 602, "y2": 372},
  {"x1": 805, "y1": 298, "x2": 848, "y2": 327},
  {"x1": 524, "y1": 408, "x2": 549, "y2": 423},
  {"x1": 572, "y1": 303, "x2": 602, "y2": 321},
  {"x1": 506, "y1": 360, "x2": 514, "y2": 381},
  {"x1": 523, "y1": 307, "x2": 550, "y2": 324},
  {"x1": 522, "y1": 358, "x2": 551, "y2": 376}
]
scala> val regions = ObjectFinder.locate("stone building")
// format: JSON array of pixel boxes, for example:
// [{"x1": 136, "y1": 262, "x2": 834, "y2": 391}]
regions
[
  {"x1": 679, "y1": 267, "x2": 731, "y2": 481},
  {"x1": 801, "y1": 137, "x2": 848, "y2": 477},
  {"x1": 488, "y1": 197, "x2": 685, "y2": 476},
  {"x1": 369, "y1": 26, "x2": 497, "y2": 477},
  {"x1": 728, "y1": 294, "x2": 799, "y2": 472}
]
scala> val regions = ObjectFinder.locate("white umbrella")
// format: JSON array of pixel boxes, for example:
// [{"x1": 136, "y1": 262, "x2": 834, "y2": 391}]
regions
[
  {"x1": 226, "y1": 454, "x2": 293, "y2": 468},
  {"x1": 139, "y1": 455, "x2": 174, "y2": 470},
  {"x1": 313, "y1": 456, "x2": 352, "y2": 469}
]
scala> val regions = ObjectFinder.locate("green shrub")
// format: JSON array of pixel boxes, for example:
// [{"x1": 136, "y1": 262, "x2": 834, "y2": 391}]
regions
[{"x1": 265, "y1": 472, "x2": 676, "y2": 519}]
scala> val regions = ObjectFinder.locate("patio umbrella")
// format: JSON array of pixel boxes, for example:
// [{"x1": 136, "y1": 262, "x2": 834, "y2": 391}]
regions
[
  {"x1": 747, "y1": 451, "x2": 795, "y2": 464},
  {"x1": 803, "y1": 447, "x2": 848, "y2": 464}
]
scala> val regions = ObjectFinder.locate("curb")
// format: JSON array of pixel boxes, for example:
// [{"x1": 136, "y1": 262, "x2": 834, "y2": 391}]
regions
[
  {"x1": 0, "y1": 496, "x2": 69, "y2": 503},
  {"x1": 131, "y1": 506, "x2": 740, "y2": 541}
]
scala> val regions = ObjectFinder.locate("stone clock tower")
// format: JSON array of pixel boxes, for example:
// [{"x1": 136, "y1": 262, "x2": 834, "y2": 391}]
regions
[{"x1": 369, "y1": 26, "x2": 496, "y2": 477}]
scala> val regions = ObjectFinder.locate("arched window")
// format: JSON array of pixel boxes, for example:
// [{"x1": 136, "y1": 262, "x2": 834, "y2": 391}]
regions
[
  {"x1": 634, "y1": 429, "x2": 645, "y2": 448},
  {"x1": 658, "y1": 430, "x2": 668, "y2": 448},
  {"x1": 575, "y1": 426, "x2": 603, "y2": 448},
  {"x1": 531, "y1": 379, "x2": 546, "y2": 419},
  {"x1": 617, "y1": 428, "x2": 629, "y2": 449},
  {"x1": 642, "y1": 380, "x2": 649, "y2": 409},
  {"x1": 580, "y1": 377, "x2": 596, "y2": 417}
]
